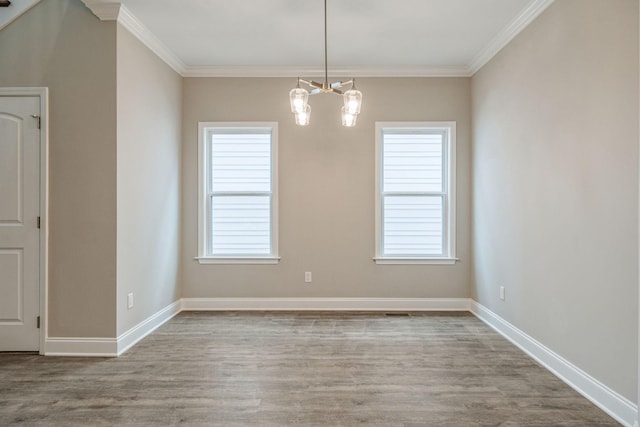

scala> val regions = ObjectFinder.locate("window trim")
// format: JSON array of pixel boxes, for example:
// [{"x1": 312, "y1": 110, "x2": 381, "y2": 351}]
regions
[
  {"x1": 196, "y1": 122, "x2": 279, "y2": 264},
  {"x1": 374, "y1": 122, "x2": 457, "y2": 265}
]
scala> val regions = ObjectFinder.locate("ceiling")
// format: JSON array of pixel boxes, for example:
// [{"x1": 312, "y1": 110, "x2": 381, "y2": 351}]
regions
[
  {"x1": 114, "y1": 0, "x2": 553, "y2": 76},
  {"x1": 1, "y1": 0, "x2": 555, "y2": 76}
]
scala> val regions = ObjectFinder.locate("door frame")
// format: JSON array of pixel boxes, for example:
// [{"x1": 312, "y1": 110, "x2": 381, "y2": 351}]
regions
[{"x1": 0, "y1": 87, "x2": 49, "y2": 354}]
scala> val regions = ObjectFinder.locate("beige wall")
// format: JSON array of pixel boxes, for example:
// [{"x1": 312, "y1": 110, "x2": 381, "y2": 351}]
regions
[
  {"x1": 471, "y1": 0, "x2": 639, "y2": 401},
  {"x1": 115, "y1": 25, "x2": 182, "y2": 336},
  {"x1": 182, "y1": 77, "x2": 471, "y2": 298},
  {"x1": 0, "y1": 0, "x2": 117, "y2": 337}
]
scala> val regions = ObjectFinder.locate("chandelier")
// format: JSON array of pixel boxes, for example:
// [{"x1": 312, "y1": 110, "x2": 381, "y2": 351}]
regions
[{"x1": 289, "y1": 0, "x2": 362, "y2": 127}]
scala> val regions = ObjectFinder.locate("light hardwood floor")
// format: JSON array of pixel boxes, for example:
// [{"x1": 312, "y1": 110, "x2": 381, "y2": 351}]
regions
[{"x1": 0, "y1": 312, "x2": 620, "y2": 426}]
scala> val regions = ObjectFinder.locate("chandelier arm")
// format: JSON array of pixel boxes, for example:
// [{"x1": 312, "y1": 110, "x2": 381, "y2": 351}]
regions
[{"x1": 330, "y1": 80, "x2": 353, "y2": 89}]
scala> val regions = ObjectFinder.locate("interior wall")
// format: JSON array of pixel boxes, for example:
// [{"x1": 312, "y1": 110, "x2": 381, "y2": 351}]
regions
[
  {"x1": 471, "y1": 0, "x2": 639, "y2": 402},
  {"x1": 182, "y1": 77, "x2": 470, "y2": 299},
  {"x1": 115, "y1": 25, "x2": 182, "y2": 336},
  {"x1": 0, "y1": 0, "x2": 117, "y2": 337}
]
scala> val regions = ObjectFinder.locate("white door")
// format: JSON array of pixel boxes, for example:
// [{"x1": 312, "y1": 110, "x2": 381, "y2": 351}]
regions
[{"x1": 0, "y1": 96, "x2": 40, "y2": 351}]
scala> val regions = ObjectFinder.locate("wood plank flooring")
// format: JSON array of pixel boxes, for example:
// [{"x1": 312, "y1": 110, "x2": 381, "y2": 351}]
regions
[{"x1": 0, "y1": 312, "x2": 620, "y2": 426}]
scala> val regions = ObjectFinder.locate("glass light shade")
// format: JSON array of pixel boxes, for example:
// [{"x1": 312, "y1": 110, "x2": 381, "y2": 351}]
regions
[
  {"x1": 289, "y1": 87, "x2": 309, "y2": 113},
  {"x1": 341, "y1": 106, "x2": 357, "y2": 127},
  {"x1": 343, "y1": 88, "x2": 362, "y2": 115},
  {"x1": 295, "y1": 104, "x2": 311, "y2": 126}
]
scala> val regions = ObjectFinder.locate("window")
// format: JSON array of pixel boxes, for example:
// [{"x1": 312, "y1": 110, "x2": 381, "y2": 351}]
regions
[
  {"x1": 197, "y1": 123, "x2": 278, "y2": 264},
  {"x1": 375, "y1": 122, "x2": 456, "y2": 264}
]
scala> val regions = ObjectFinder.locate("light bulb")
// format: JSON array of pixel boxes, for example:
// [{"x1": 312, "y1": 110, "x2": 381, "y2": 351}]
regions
[
  {"x1": 295, "y1": 104, "x2": 311, "y2": 126},
  {"x1": 289, "y1": 87, "x2": 309, "y2": 113},
  {"x1": 343, "y1": 88, "x2": 362, "y2": 115},
  {"x1": 341, "y1": 106, "x2": 357, "y2": 127}
]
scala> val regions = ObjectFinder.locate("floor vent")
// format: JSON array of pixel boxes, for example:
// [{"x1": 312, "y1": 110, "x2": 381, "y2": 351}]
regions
[{"x1": 384, "y1": 312, "x2": 411, "y2": 317}]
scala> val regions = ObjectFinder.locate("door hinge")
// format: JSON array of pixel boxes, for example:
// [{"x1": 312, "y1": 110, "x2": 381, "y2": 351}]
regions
[
  {"x1": 37, "y1": 316, "x2": 40, "y2": 329},
  {"x1": 37, "y1": 216, "x2": 40, "y2": 229},
  {"x1": 30, "y1": 114, "x2": 41, "y2": 129}
]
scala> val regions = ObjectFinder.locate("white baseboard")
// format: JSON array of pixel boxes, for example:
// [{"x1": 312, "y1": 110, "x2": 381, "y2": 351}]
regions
[
  {"x1": 43, "y1": 298, "x2": 467, "y2": 357},
  {"x1": 44, "y1": 299, "x2": 181, "y2": 358},
  {"x1": 470, "y1": 300, "x2": 638, "y2": 427},
  {"x1": 116, "y1": 299, "x2": 182, "y2": 355},
  {"x1": 181, "y1": 297, "x2": 471, "y2": 312},
  {"x1": 45, "y1": 337, "x2": 117, "y2": 357}
]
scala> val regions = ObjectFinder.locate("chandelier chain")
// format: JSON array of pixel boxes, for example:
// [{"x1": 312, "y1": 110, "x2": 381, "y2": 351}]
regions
[{"x1": 324, "y1": 0, "x2": 328, "y2": 85}]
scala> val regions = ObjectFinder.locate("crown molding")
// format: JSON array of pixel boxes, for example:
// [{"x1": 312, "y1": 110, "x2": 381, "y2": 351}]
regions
[
  {"x1": 81, "y1": 1, "x2": 186, "y2": 75},
  {"x1": 469, "y1": 0, "x2": 556, "y2": 74},
  {"x1": 80, "y1": 0, "x2": 553, "y2": 79},
  {"x1": 116, "y1": 5, "x2": 187, "y2": 75},
  {"x1": 81, "y1": 0, "x2": 121, "y2": 21},
  {"x1": 183, "y1": 65, "x2": 473, "y2": 78},
  {"x1": 0, "y1": 0, "x2": 41, "y2": 32}
]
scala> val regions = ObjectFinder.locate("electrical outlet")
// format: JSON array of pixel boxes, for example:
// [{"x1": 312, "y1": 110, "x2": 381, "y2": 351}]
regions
[
  {"x1": 499, "y1": 286, "x2": 505, "y2": 301},
  {"x1": 304, "y1": 272, "x2": 312, "y2": 283},
  {"x1": 127, "y1": 293, "x2": 134, "y2": 309}
]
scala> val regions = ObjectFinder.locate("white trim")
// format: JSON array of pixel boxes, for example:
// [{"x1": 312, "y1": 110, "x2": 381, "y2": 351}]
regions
[
  {"x1": 0, "y1": 87, "x2": 49, "y2": 355},
  {"x1": 373, "y1": 257, "x2": 458, "y2": 265},
  {"x1": 637, "y1": 2, "x2": 640, "y2": 423},
  {"x1": 182, "y1": 297, "x2": 471, "y2": 312},
  {"x1": 470, "y1": 300, "x2": 638, "y2": 427},
  {"x1": 81, "y1": 1, "x2": 186, "y2": 75},
  {"x1": 195, "y1": 257, "x2": 280, "y2": 265},
  {"x1": 0, "y1": 0, "x2": 41, "y2": 32},
  {"x1": 38, "y1": 88, "x2": 49, "y2": 357},
  {"x1": 374, "y1": 122, "x2": 457, "y2": 263},
  {"x1": 116, "y1": 300, "x2": 181, "y2": 355},
  {"x1": 469, "y1": 0, "x2": 556, "y2": 74},
  {"x1": 183, "y1": 65, "x2": 473, "y2": 78},
  {"x1": 197, "y1": 122, "x2": 207, "y2": 259},
  {"x1": 197, "y1": 122, "x2": 279, "y2": 261},
  {"x1": 45, "y1": 337, "x2": 117, "y2": 357},
  {"x1": 447, "y1": 123, "x2": 457, "y2": 258},
  {"x1": 44, "y1": 300, "x2": 181, "y2": 357},
  {"x1": 116, "y1": 5, "x2": 187, "y2": 75},
  {"x1": 80, "y1": 0, "x2": 121, "y2": 20}
]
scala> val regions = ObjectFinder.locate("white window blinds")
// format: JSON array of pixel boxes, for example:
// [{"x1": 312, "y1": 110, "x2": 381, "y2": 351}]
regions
[
  {"x1": 382, "y1": 130, "x2": 445, "y2": 256},
  {"x1": 207, "y1": 127, "x2": 275, "y2": 257}
]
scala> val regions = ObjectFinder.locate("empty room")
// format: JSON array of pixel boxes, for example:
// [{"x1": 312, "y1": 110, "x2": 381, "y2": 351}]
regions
[{"x1": 0, "y1": 0, "x2": 638, "y2": 425}]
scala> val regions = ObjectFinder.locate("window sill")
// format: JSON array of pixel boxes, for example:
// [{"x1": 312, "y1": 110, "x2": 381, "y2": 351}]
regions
[
  {"x1": 373, "y1": 257, "x2": 458, "y2": 265},
  {"x1": 195, "y1": 256, "x2": 281, "y2": 265}
]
